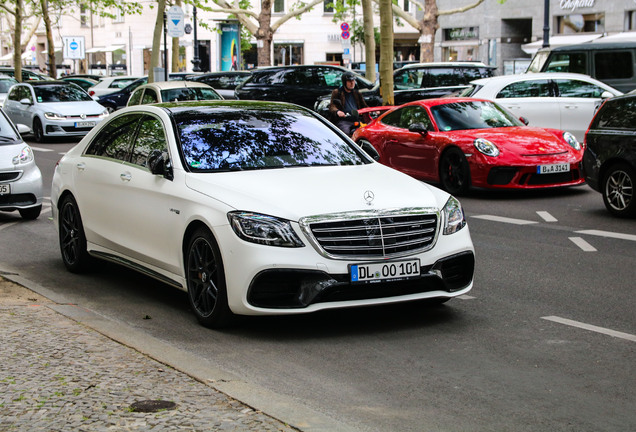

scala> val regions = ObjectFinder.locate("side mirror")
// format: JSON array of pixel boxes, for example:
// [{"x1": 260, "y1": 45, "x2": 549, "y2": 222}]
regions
[
  {"x1": 147, "y1": 149, "x2": 173, "y2": 181},
  {"x1": 16, "y1": 124, "x2": 30, "y2": 134},
  {"x1": 519, "y1": 116, "x2": 529, "y2": 126},
  {"x1": 600, "y1": 91, "x2": 614, "y2": 99},
  {"x1": 19, "y1": 98, "x2": 32, "y2": 106},
  {"x1": 408, "y1": 122, "x2": 429, "y2": 135}
]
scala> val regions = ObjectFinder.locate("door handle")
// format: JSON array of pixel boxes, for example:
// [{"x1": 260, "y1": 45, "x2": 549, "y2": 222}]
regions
[
  {"x1": 120, "y1": 172, "x2": 132, "y2": 182},
  {"x1": 76, "y1": 163, "x2": 86, "y2": 171}
]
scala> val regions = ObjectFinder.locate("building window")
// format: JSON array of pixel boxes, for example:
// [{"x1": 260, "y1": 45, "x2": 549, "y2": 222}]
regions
[
  {"x1": 626, "y1": 10, "x2": 636, "y2": 31},
  {"x1": 324, "y1": 0, "x2": 334, "y2": 13},
  {"x1": 274, "y1": 0, "x2": 284, "y2": 14},
  {"x1": 556, "y1": 13, "x2": 604, "y2": 34},
  {"x1": 113, "y1": 9, "x2": 124, "y2": 24},
  {"x1": 403, "y1": 0, "x2": 409, "y2": 13},
  {"x1": 80, "y1": 4, "x2": 89, "y2": 27}
]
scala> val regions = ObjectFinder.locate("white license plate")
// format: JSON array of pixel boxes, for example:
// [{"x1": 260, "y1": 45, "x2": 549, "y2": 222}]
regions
[
  {"x1": 537, "y1": 163, "x2": 570, "y2": 174},
  {"x1": 0, "y1": 184, "x2": 10, "y2": 195},
  {"x1": 350, "y1": 259, "x2": 420, "y2": 283},
  {"x1": 75, "y1": 121, "x2": 96, "y2": 128}
]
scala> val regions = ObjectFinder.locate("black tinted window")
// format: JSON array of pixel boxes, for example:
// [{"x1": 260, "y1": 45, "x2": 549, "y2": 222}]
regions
[
  {"x1": 555, "y1": 79, "x2": 607, "y2": 98},
  {"x1": 545, "y1": 52, "x2": 587, "y2": 74},
  {"x1": 424, "y1": 68, "x2": 463, "y2": 87},
  {"x1": 497, "y1": 80, "x2": 553, "y2": 98},
  {"x1": 381, "y1": 106, "x2": 432, "y2": 130},
  {"x1": 85, "y1": 114, "x2": 142, "y2": 161},
  {"x1": 251, "y1": 70, "x2": 287, "y2": 85},
  {"x1": 175, "y1": 106, "x2": 367, "y2": 172},
  {"x1": 593, "y1": 97, "x2": 636, "y2": 130},
  {"x1": 595, "y1": 51, "x2": 634, "y2": 80},
  {"x1": 130, "y1": 116, "x2": 168, "y2": 167}
]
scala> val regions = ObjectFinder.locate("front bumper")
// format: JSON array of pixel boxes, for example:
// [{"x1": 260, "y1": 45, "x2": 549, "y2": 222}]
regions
[{"x1": 0, "y1": 164, "x2": 43, "y2": 211}]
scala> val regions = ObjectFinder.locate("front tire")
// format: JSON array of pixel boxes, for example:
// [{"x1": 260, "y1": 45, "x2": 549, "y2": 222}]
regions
[
  {"x1": 32, "y1": 117, "x2": 45, "y2": 143},
  {"x1": 186, "y1": 228, "x2": 233, "y2": 328},
  {"x1": 59, "y1": 195, "x2": 90, "y2": 272},
  {"x1": 603, "y1": 162, "x2": 636, "y2": 217},
  {"x1": 439, "y1": 148, "x2": 470, "y2": 196}
]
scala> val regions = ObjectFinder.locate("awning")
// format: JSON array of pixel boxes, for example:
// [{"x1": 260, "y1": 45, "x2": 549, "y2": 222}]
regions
[
  {"x1": 85, "y1": 44, "x2": 125, "y2": 53},
  {"x1": 0, "y1": 51, "x2": 33, "y2": 61},
  {"x1": 592, "y1": 32, "x2": 636, "y2": 43},
  {"x1": 521, "y1": 34, "x2": 603, "y2": 55}
]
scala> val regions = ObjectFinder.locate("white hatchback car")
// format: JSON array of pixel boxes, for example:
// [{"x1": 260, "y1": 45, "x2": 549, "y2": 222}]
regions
[
  {"x1": 461, "y1": 72, "x2": 622, "y2": 141},
  {"x1": 126, "y1": 81, "x2": 222, "y2": 106},
  {"x1": 51, "y1": 101, "x2": 475, "y2": 328},
  {"x1": 3, "y1": 81, "x2": 109, "y2": 142},
  {"x1": 0, "y1": 108, "x2": 43, "y2": 220}
]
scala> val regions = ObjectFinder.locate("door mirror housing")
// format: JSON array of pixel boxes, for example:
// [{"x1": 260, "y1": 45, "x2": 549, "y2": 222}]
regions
[
  {"x1": 148, "y1": 149, "x2": 173, "y2": 181},
  {"x1": 408, "y1": 122, "x2": 429, "y2": 135},
  {"x1": 519, "y1": 116, "x2": 529, "y2": 126}
]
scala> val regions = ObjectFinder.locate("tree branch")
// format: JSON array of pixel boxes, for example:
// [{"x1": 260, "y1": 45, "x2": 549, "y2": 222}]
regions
[
  {"x1": 271, "y1": 0, "x2": 323, "y2": 32},
  {"x1": 439, "y1": 0, "x2": 485, "y2": 16}
]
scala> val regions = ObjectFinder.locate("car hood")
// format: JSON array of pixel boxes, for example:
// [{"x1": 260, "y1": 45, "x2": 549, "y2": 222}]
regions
[
  {"x1": 455, "y1": 127, "x2": 571, "y2": 155},
  {"x1": 37, "y1": 101, "x2": 106, "y2": 115},
  {"x1": 185, "y1": 163, "x2": 445, "y2": 221}
]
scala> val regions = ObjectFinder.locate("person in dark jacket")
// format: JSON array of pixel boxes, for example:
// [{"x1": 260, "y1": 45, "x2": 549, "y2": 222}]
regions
[{"x1": 328, "y1": 71, "x2": 368, "y2": 136}]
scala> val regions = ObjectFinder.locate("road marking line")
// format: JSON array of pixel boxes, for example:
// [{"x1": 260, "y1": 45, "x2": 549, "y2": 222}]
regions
[
  {"x1": 29, "y1": 146, "x2": 54, "y2": 152},
  {"x1": 569, "y1": 236, "x2": 597, "y2": 252},
  {"x1": 542, "y1": 316, "x2": 636, "y2": 342},
  {"x1": 536, "y1": 211, "x2": 557, "y2": 222},
  {"x1": 575, "y1": 229, "x2": 636, "y2": 242},
  {"x1": 457, "y1": 295, "x2": 476, "y2": 300},
  {"x1": 471, "y1": 215, "x2": 537, "y2": 225}
]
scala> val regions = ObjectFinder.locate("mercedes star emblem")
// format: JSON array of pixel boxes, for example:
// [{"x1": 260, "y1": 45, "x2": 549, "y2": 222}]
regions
[{"x1": 364, "y1": 190, "x2": 375, "y2": 205}]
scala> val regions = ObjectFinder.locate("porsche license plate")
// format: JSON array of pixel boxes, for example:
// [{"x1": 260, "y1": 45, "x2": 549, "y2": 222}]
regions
[
  {"x1": 75, "y1": 121, "x2": 96, "y2": 128},
  {"x1": 537, "y1": 163, "x2": 570, "y2": 174},
  {"x1": 350, "y1": 259, "x2": 420, "y2": 283},
  {"x1": 0, "y1": 184, "x2": 10, "y2": 195}
]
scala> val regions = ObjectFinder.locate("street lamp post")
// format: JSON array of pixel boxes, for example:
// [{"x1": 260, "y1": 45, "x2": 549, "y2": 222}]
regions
[
  {"x1": 542, "y1": 0, "x2": 550, "y2": 48},
  {"x1": 192, "y1": 6, "x2": 201, "y2": 72}
]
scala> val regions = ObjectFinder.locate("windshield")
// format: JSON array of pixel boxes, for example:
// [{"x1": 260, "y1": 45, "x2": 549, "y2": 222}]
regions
[
  {"x1": 174, "y1": 105, "x2": 369, "y2": 172},
  {"x1": 457, "y1": 85, "x2": 482, "y2": 97},
  {"x1": 34, "y1": 84, "x2": 93, "y2": 102},
  {"x1": 527, "y1": 50, "x2": 550, "y2": 73},
  {"x1": 431, "y1": 100, "x2": 524, "y2": 131},
  {"x1": 161, "y1": 87, "x2": 222, "y2": 102},
  {"x1": 0, "y1": 109, "x2": 22, "y2": 144}
]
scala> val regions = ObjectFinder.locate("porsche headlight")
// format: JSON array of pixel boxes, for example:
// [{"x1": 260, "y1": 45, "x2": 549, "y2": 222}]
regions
[
  {"x1": 44, "y1": 112, "x2": 65, "y2": 120},
  {"x1": 228, "y1": 211, "x2": 304, "y2": 247},
  {"x1": 474, "y1": 138, "x2": 500, "y2": 157},
  {"x1": 12, "y1": 146, "x2": 34, "y2": 165},
  {"x1": 563, "y1": 131, "x2": 581, "y2": 150},
  {"x1": 442, "y1": 196, "x2": 466, "y2": 235}
]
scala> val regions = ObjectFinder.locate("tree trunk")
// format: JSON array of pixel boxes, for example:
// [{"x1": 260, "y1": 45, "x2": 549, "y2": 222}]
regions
[
  {"x1": 419, "y1": 0, "x2": 439, "y2": 63},
  {"x1": 13, "y1": 0, "x2": 23, "y2": 82},
  {"x1": 150, "y1": 0, "x2": 166, "y2": 83},
  {"x1": 379, "y1": 0, "x2": 394, "y2": 105},
  {"x1": 362, "y1": 0, "x2": 375, "y2": 83},
  {"x1": 256, "y1": 0, "x2": 273, "y2": 66},
  {"x1": 171, "y1": 0, "x2": 182, "y2": 72},
  {"x1": 40, "y1": 0, "x2": 56, "y2": 78}
]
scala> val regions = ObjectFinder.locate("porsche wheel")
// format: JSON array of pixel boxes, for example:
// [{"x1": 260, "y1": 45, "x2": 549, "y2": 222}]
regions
[{"x1": 440, "y1": 148, "x2": 470, "y2": 196}]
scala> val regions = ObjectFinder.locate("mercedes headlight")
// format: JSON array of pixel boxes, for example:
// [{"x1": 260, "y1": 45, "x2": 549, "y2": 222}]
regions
[
  {"x1": 474, "y1": 138, "x2": 500, "y2": 157},
  {"x1": 228, "y1": 211, "x2": 304, "y2": 247},
  {"x1": 12, "y1": 146, "x2": 34, "y2": 165},
  {"x1": 44, "y1": 112, "x2": 65, "y2": 120},
  {"x1": 563, "y1": 131, "x2": 581, "y2": 150},
  {"x1": 442, "y1": 196, "x2": 466, "y2": 235}
]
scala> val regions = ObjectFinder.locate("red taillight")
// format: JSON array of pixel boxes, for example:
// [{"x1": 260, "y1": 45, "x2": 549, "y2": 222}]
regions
[{"x1": 88, "y1": 90, "x2": 95, "y2": 96}]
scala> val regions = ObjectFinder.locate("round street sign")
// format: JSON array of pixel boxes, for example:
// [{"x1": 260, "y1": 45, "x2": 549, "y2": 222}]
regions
[
  {"x1": 341, "y1": 31, "x2": 350, "y2": 40},
  {"x1": 341, "y1": 22, "x2": 349, "y2": 32}
]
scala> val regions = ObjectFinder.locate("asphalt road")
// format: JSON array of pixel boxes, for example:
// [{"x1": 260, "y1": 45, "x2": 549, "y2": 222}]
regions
[{"x1": 1, "y1": 138, "x2": 634, "y2": 432}]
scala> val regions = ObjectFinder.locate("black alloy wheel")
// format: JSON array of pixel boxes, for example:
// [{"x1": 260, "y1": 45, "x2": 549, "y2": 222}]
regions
[
  {"x1": 32, "y1": 117, "x2": 45, "y2": 143},
  {"x1": 439, "y1": 147, "x2": 470, "y2": 196},
  {"x1": 186, "y1": 228, "x2": 233, "y2": 328},
  {"x1": 603, "y1": 162, "x2": 636, "y2": 217},
  {"x1": 59, "y1": 195, "x2": 90, "y2": 272}
]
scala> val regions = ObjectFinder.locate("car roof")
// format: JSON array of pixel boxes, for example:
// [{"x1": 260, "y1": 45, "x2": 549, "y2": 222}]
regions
[
  {"x1": 137, "y1": 81, "x2": 215, "y2": 90},
  {"x1": 541, "y1": 41, "x2": 636, "y2": 52},
  {"x1": 469, "y1": 72, "x2": 605, "y2": 85},
  {"x1": 18, "y1": 80, "x2": 75, "y2": 87},
  {"x1": 399, "y1": 62, "x2": 494, "y2": 70}
]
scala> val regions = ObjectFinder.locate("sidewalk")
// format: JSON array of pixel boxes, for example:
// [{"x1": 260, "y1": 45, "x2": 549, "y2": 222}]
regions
[{"x1": 0, "y1": 276, "x2": 298, "y2": 431}]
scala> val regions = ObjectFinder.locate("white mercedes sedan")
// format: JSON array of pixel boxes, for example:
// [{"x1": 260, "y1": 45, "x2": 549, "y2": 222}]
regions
[{"x1": 51, "y1": 101, "x2": 475, "y2": 328}]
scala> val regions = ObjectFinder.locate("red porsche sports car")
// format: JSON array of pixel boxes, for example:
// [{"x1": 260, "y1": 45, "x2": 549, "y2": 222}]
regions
[{"x1": 351, "y1": 98, "x2": 585, "y2": 195}]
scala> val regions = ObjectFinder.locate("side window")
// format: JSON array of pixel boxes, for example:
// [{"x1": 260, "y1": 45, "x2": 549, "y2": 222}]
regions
[
  {"x1": 380, "y1": 109, "x2": 404, "y2": 128},
  {"x1": 316, "y1": 68, "x2": 341, "y2": 88},
  {"x1": 141, "y1": 89, "x2": 158, "y2": 104},
  {"x1": 401, "y1": 106, "x2": 432, "y2": 130},
  {"x1": 20, "y1": 86, "x2": 32, "y2": 102},
  {"x1": 545, "y1": 52, "x2": 587, "y2": 74},
  {"x1": 555, "y1": 79, "x2": 606, "y2": 98},
  {"x1": 286, "y1": 69, "x2": 314, "y2": 86},
  {"x1": 84, "y1": 114, "x2": 142, "y2": 161},
  {"x1": 496, "y1": 80, "x2": 553, "y2": 98},
  {"x1": 423, "y1": 68, "x2": 462, "y2": 87},
  {"x1": 128, "y1": 89, "x2": 143, "y2": 106},
  {"x1": 8, "y1": 86, "x2": 21, "y2": 102},
  {"x1": 394, "y1": 70, "x2": 423, "y2": 90},
  {"x1": 594, "y1": 98, "x2": 636, "y2": 130},
  {"x1": 595, "y1": 51, "x2": 634, "y2": 80},
  {"x1": 130, "y1": 116, "x2": 168, "y2": 168}
]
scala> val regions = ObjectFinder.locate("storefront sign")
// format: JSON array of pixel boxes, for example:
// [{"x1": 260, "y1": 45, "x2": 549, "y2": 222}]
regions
[
  {"x1": 560, "y1": 0, "x2": 596, "y2": 12},
  {"x1": 444, "y1": 27, "x2": 479, "y2": 41}
]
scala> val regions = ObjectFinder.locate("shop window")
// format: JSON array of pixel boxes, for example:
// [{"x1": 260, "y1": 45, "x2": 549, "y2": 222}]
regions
[
  {"x1": 274, "y1": 0, "x2": 284, "y2": 14},
  {"x1": 556, "y1": 13, "x2": 604, "y2": 34},
  {"x1": 626, "y1": 10, "x2": 636, "y2": 31},
  {"x1": 274, "y1": 43, "x2": 303, "y2": 65}
]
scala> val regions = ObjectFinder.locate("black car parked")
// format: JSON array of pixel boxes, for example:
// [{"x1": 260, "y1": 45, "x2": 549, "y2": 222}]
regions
[
  {"x1": 234, "y1": 65, "x2": 381, "y2": 110},
  {"x1": 392, "y1": 62, "x2": 496, "y2": 105},
  {"x1": 97, "y1": 77, "x2": 147, "y2": 112},
  {"x1": 583, "y1": 93, "x2": 636, "y2": 217},
  {"x1": 189, "y1": 71, "x2": 252, "y2": 99}
]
